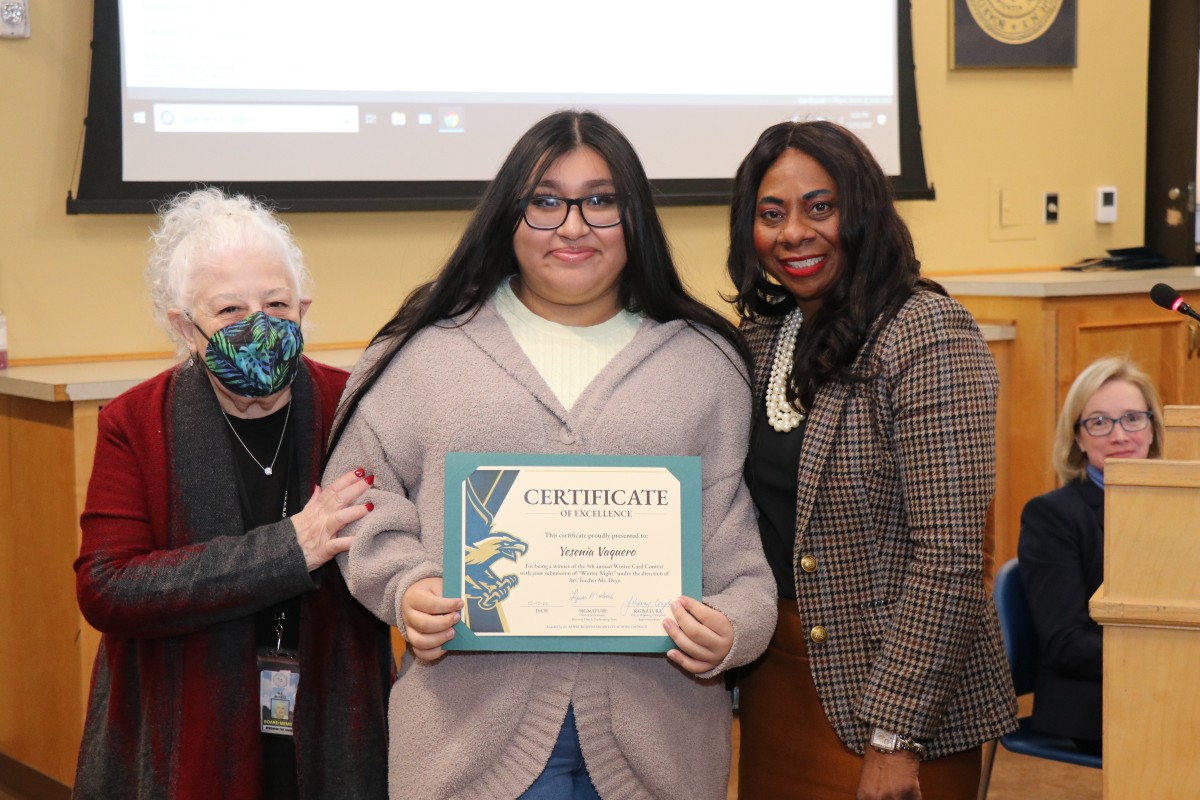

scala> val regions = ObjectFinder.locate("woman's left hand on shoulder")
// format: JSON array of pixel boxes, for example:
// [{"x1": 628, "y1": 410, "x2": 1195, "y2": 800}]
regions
[
  {"x1": 662, "y1": 596, "x2": 733, "y2": 674},
  {"x1": 856, "y1": 747, "x2": 921, "y2": 800}
]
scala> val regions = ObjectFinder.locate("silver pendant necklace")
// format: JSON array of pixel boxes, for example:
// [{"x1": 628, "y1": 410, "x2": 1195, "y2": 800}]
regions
[{"x1": 222, "y1": 402, "x2": 291, "y2": 476}]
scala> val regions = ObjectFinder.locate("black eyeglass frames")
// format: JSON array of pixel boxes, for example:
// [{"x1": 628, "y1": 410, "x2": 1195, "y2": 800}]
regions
[{"x1": 519, "y1": 194, "x2": 623, "y2": 230}]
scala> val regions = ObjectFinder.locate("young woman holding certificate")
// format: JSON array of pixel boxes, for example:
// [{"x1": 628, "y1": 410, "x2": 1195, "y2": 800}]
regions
[{"x1": 324, "y1": 111, "x2": 775, "y2": 800}]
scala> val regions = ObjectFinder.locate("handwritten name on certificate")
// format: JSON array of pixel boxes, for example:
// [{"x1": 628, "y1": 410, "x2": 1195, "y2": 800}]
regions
[{"x1": 443, "y1": 453, "x2": 701, "y2": 652}]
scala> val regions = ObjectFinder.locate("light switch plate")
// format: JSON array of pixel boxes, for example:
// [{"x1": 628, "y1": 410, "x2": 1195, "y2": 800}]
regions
[{"x1": 1096, "y1": 186, "x2": 1118, "y2": 224}]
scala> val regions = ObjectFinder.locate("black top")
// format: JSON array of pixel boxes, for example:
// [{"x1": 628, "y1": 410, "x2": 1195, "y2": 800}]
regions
[
  {"x1": 744, "y1": 402, "x2": 807, "y2": 599},
  {"x1": 225, "y1": 405, "x2": 302, "y2": 651},
  {"x1": 224, "y1": 403, "x2": 302, "y2": 800},
  {"x1": 1017, "y1": 478, "x2": 1104, "y2": 743}
]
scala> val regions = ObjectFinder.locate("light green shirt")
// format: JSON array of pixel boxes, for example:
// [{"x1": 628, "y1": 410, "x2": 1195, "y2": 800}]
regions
[{"x1": 492, "y1": 277, "x2": 642, "y2": 411}]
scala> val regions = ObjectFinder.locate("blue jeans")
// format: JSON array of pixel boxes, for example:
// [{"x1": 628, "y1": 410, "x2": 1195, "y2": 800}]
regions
[{"x1": 518, "y1": 705, "x2": 601, "y2": 800}]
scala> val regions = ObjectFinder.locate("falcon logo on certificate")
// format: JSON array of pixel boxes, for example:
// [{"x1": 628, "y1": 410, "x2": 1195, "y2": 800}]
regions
[
  {"x1": 444, "y1": 453, "x2": 702, "y2": 653},
  {"x1": 462, "y1": 468, "x2": 528, "y2": 632}
]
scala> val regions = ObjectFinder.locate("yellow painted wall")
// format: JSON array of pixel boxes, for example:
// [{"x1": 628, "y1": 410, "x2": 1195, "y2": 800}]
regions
[{"x1": 0, "y1": 2, "x2": 1150, "y2": 363}]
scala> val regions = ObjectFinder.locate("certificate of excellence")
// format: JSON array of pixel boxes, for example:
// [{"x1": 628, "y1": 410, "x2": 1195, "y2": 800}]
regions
[{"x1": 442, "y1": 453, "x2": 701, "y2": 652}]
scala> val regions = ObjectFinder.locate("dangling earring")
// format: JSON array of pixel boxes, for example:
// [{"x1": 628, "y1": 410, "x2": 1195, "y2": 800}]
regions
[{"x1": 757, "y1": 263, "x2": 787, "y2": 304}]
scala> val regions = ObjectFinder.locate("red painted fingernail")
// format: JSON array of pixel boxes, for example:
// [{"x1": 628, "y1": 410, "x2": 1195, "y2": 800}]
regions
[
  {"x1": 366, "y1": 474, "x2": 375, "y2": 486},
  {"x1": 354, "y1": 468, "x2": 365, "y2": 478},
  {"x1": 366, "y1": 502, "x2": 375, "y2": 512}
]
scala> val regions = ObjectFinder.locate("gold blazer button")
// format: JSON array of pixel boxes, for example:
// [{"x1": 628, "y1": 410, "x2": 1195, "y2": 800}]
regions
[
  {"x1": 809, "y1": 625, "x2": 828, "y2": 644},
  {"x1": 799, "y1": 555, "x2": 817, "y2": 573}
]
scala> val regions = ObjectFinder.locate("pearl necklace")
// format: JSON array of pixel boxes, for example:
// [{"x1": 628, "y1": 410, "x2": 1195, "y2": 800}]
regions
[
  {"x1": 221, "y1": 402, "x2": 291, "y2": 476},
  {"x1": 765, "y1": 308, "x2": 805, "y2": 432}
]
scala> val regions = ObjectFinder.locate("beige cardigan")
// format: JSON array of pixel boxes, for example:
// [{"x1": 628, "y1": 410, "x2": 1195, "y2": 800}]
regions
[{"x1": 329, "y1": 301, "x2": 776, "y2": 800}]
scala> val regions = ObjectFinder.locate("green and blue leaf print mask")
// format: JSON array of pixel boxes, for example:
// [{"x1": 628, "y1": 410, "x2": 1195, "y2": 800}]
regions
[{"x1": 193, "y1": 311, "x2": 304, "y2": 398}]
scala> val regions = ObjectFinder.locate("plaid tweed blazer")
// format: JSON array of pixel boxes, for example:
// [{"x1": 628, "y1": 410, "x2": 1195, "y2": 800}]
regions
[{"x1": 742, "y1": 290, "x2": 1018, "y2": 759}]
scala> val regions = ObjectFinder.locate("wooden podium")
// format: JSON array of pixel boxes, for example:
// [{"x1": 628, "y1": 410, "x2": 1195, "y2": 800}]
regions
[
  {"x1": 1090, "y1": 459, "x2": 1200, "y2": 797},
  {"x1": 1163, "y1": 405, "x2": 1200, "y2": 460}
]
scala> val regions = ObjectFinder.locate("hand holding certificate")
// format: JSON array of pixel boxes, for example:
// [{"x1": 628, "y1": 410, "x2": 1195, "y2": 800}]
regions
[
  {"x1": 400, "y1": 577, "x2": 463, "y2": 661},
  {"x1": 442, "y1": 453, "x2": 702, "y2": 653},
  {"x1": 662, "y1": 595, "x2": 735, "y2": 673}
]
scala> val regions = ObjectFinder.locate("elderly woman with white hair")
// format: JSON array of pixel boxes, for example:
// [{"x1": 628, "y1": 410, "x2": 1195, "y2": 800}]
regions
[{"x1": 73, "y1": 188, "x2": 392, "y2": 800}]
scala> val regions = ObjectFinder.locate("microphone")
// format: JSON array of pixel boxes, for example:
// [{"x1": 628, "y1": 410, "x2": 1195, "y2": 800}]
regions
[{"x1": 1150, "y1": 283, "x2": 1200, "y2": 324}]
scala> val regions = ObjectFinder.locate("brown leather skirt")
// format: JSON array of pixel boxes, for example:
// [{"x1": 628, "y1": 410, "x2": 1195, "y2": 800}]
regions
[{"x1": 737, "y1": 599, "x2": 981, "y2": 799}]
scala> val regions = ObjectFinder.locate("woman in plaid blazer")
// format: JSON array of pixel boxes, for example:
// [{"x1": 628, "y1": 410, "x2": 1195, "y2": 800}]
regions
[{"x1": 728, "y1": 121, "x2": 1017, "y2": 800}]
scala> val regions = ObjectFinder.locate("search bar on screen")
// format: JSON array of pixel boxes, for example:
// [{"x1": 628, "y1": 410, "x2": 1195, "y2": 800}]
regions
[{"x1": 152, "y1": 104, "x2": 360, "y2": 133}]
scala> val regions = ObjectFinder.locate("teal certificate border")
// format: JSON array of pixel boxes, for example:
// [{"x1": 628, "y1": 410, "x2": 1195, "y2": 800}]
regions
[{"x1": 443, "y1": 452, "x2": 702, "y2": 652}]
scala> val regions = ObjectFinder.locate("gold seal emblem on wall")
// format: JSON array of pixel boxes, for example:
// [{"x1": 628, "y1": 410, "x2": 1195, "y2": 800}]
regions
[{"x1": 965, "y1": 0, "x2": 1064, "y2": 44}]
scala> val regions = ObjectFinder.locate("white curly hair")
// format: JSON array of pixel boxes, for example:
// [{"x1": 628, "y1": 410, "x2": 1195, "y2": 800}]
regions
[{"x1": 145, "y1": 187, "x2": 311, "y2": 354}]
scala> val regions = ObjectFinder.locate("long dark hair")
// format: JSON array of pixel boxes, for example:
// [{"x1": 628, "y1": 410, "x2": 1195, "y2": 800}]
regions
[
  {"x1": 329, "y1": 110, "x2": 744, "y2": 454},
  {"x1": 726, "y1": 120, "x2": 942, "y2": 408}
]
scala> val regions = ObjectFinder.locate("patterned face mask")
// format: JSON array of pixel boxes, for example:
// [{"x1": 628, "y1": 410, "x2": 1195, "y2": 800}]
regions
[{"x1": 192, "y1": 311, "x2": 304, "y2": 398}]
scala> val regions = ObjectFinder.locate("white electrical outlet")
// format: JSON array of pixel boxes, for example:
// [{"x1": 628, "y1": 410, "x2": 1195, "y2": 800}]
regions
[{"x1": 0, "y1": 0, "x2": 30, "y2": 38}]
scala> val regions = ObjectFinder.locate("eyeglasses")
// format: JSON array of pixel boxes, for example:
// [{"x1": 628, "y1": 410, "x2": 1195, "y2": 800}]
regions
[
  {"x1": 520, "y1": 194, "x2": 622, "y2": 230},
  {"x1": 1075, "y1": 410, "x2": 1153, "y2": 437}
]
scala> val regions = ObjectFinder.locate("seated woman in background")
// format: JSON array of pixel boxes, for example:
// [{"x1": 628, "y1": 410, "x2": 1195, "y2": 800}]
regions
[
  {"x1": 73, "y1": 188, "x2": 393, "y2": 799},
  {"x1": 1018, "y1": 355, "x2": 1164, "y2": 756}
]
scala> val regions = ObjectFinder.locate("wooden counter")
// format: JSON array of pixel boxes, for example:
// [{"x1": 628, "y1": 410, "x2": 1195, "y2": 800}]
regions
[
  {"x1": 0, "y1": 320, "x2": 1025, "y2": 791},
  {"x1": 0, "y1": 324, "x2": 1019, "y2": 791},
  {"x1": 940, "y1": 267, "x2": 1200, "y2": 575},
  {"x1": 938, "y1": 265, "x2": 1200, "y2": 298}
]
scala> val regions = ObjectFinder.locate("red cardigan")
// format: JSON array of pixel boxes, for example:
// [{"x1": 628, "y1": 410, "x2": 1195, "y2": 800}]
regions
[{"x1": 74, "y1": 358, "x2": 391, "y2": 799}]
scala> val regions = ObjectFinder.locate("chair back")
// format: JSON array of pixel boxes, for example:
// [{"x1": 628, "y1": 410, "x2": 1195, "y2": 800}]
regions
[{"x1": 992, "y1": 558, "x2": 1039, "y2": 696}]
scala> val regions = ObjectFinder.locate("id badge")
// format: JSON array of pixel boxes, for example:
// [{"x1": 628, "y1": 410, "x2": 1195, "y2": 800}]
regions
[{"x1": 258, "y1": 649, "x2": 300, "y2": 736}]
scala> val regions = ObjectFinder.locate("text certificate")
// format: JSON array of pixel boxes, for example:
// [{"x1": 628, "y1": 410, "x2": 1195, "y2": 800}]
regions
[{"x1": 443, "y1": 453, "x2": 701, "y2": 652}]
